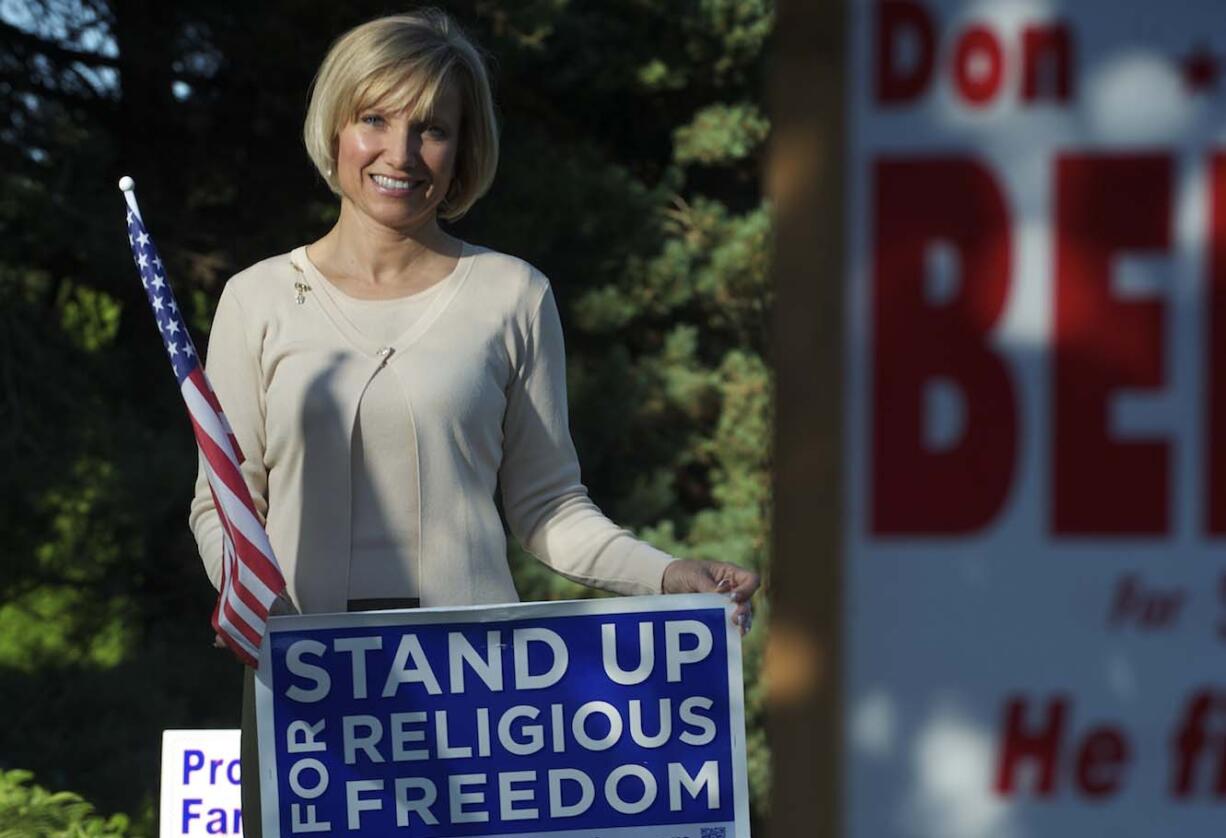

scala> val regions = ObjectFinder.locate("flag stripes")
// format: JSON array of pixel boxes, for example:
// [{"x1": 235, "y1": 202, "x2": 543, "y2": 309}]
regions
[{"x1": 121, "y1": 181, "x2": 287, "y2": 667}]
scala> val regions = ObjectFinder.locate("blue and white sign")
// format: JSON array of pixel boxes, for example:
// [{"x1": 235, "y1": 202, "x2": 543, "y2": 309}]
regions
[
  {"x1": 159, "y1": 729, "x2": 243, "y2": 836},
  {"x1": 256, "y1": 594, "x2": 749, "y2": 837}
]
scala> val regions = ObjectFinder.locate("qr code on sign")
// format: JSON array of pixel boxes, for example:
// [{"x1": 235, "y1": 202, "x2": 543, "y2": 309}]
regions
[{"x1": 700, "y1": 829, "x2": 726, "y2": 838}]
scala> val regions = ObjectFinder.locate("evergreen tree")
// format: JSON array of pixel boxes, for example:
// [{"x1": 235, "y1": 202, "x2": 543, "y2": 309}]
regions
[{"x1": 489, "y1": 3, "x2": 775, "y2": 815}]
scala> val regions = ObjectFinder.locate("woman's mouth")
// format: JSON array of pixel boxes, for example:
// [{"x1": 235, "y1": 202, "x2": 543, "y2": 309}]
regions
[{"x1": 371, "y1": 173, "x2": 425, "y2": 194}]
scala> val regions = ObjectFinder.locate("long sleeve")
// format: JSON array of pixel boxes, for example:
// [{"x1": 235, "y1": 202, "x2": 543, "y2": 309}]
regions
[
  {"x1": 188, "y1": 283, "x2": 271, "y2": 591},
  {"x1": 499, "y1": 286, "x2": 674, "y2": 595}
]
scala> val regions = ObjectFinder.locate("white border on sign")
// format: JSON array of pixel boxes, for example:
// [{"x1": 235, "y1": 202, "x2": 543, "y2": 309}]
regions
[{"x1": 255, "y1": 593, "x2": 749, "y2": 838}]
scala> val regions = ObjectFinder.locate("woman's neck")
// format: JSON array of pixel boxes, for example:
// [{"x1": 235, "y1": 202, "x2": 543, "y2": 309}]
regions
[{"x1": 308, "y1": 202, "x2": 462, "y2": 292}]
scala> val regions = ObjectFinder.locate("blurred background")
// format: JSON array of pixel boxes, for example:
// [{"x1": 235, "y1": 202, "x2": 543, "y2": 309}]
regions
[
  {"x1": 823, "y1": 2, "x2": 1226, "y2": 838},
  {"x1": 0, "y1": 0, "x2": 772, "y2": 833}
]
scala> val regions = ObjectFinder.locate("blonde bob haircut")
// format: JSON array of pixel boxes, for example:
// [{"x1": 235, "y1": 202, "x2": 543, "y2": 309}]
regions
[{"x1": 303, "y1": 9, "x2": 498, "y2": 221}]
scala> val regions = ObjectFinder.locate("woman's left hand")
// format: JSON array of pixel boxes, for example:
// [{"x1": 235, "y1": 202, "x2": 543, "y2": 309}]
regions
[{"x1": 661, "y1": 559, "x2": 760, "y2": 636}]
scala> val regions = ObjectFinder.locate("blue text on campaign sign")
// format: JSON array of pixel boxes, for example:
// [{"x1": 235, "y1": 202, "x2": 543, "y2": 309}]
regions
[{"x1": 268, "y1": 608, "x2": 733, "y2": 836}]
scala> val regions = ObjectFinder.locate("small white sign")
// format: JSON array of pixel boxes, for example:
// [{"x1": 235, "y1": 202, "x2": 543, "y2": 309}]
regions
[{"x1": 159, "y1": 729, "x2": 243, "y2": 837}]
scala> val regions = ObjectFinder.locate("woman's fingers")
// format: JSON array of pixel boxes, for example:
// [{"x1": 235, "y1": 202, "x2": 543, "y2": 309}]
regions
[
  {"x1": 730, "y1": 601, "x2": 754, "y2": 636},
  {"x1": 663, "y1": 560, "x2": 759, "y2": 635},
  {"x1": 660, "y1": 559, "x2": 757, "y2": 635},
  {"x1": 720, "y1": 566, "x2": 760, "y2": 603},
  {"x1": 722, "y1": 566, "x2": 757, "y2": 636}
]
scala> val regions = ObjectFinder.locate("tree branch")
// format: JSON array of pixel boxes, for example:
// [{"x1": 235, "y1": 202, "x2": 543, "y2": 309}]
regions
[
  {"x1": 0, "y1": 71, "x2": 119, "y2": 120},
  {"x1": 0, "y1": 19, "x2": 121, "y2": 70}
]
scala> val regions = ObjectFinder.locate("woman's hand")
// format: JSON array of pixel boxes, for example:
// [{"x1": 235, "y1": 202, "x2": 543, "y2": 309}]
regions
[
  {"x1": 213, "y1": 593, "x2": 299, "y2": 649},
  {"x1": 269, "y1": 592, "x2": 299, "y2": 617},
  {"x1": 661, "y1": 559, "x2": 760, "y2": 635}
]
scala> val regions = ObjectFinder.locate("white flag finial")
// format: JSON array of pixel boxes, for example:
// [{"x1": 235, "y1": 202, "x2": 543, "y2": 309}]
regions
[{"x1": 118, "y1": 175, "x2": 142, "y2": 220}]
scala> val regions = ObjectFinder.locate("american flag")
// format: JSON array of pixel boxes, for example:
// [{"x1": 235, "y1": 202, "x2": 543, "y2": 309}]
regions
[{"x1": 121, "y1": 180, "x2": 287, "y2": 667}]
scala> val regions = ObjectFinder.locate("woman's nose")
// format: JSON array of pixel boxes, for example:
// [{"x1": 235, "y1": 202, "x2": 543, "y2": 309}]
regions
[{"x1": 385, "y1": 124, "x2": 423, "y2": 168}]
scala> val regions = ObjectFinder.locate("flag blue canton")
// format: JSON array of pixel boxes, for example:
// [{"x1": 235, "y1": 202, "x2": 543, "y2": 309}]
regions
[
  {"x1": 126, "y1": 208, "x2": 198, "y2": 384},
  {"x1": 119, "y1": 187, "x2": 286, "y2": 667}
]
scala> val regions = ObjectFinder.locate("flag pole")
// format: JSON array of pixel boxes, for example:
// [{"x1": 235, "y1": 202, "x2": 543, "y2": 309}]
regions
[
  {"x1": 116, "y1": 177, "x2": 288, "y2": 666},
  {"x1": 118, "y1": 175, "x2": 141, "y2": 219}
]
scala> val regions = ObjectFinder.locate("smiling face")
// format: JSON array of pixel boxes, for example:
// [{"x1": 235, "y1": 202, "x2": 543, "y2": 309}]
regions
[{"x1": 333, "y1": 81, "x2": 463, "y2": 233}]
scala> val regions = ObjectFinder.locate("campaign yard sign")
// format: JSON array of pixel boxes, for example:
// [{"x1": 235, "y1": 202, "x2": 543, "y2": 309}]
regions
[
  {"x1": 159, "y1": 730, "x2": 243, "y2": 837},
  {"x1": 255, "y1": 594, "x2": 749, "y2": 838},
  {"x1": 848, "y1": 1, "x2": 1226, "y2": 836}
]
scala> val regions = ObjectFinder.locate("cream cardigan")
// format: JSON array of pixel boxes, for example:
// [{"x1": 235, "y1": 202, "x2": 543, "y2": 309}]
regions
[{"x1": 188, "y1": 244, "x2": 675, "y2": 614}]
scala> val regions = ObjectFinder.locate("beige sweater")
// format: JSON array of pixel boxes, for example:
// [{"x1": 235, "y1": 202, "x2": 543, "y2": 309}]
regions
[
  {"x1": 312, "y1": 271, "x2": 436, "y2": 602},
  {"x1": 188, "y1": 244, "x2": 675, "y2": 613}
]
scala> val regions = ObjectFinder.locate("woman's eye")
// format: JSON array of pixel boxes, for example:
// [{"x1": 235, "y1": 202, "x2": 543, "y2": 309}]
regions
[
  {"x1": 361, "y1": 114, "x2": 385, "y2": 127},
  {"x1": 422, "y1": 124, "x2": 447, "y2": 138}
]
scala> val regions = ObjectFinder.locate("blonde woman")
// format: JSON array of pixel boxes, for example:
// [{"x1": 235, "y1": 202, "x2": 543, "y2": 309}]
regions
[{"x1": 189, "y1": 9, "x2": 758, "y2": 830}]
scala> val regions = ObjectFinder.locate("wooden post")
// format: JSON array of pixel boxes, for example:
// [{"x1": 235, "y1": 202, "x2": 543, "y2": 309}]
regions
[{"x1": 765, "y1": 0, "x2": 844, "y2": 836}]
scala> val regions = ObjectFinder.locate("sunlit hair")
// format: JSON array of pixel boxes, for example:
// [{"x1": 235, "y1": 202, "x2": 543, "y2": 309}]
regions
[{"x1": 303, "y1": 9, "x2": 498, "y2": 220}]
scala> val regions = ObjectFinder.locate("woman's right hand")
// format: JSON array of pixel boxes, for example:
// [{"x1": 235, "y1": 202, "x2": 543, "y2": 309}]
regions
[{"x1": 213, "y1": 593, "x2": 298, "y2": 648}]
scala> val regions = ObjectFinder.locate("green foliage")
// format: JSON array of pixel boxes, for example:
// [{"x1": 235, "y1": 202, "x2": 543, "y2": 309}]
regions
[
  {"x1": 57, "y1": 286, "x2": 122, "y2": 354},
  {"x1": 0, "y1": 770, "x2": 130, "y2": 837},
  {"x1": 675, "y1": 103, "x2": 770, "y2": 166},
  {"x1": 0, "y1": 0, "x2": 775, "y2": 828},
  {"x1": 0, "y1": 588, "x2": 132, "y2": 671},
  {"x1": 505, "y1": 2, "x2": 775, "y2": 813}
]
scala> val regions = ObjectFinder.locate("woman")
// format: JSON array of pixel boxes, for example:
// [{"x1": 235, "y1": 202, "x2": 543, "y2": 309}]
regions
[{"x1": 189, "y1": 9, "x2": 758, "y2": 832}]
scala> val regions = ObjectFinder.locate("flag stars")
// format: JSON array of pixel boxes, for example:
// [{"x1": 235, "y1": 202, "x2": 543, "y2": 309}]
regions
[{"x1": 124, "y1": 216, "x2": 198, "y2": 377}]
